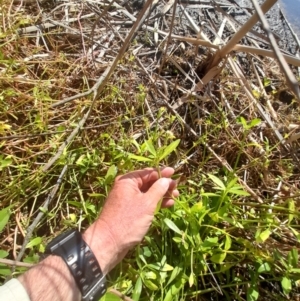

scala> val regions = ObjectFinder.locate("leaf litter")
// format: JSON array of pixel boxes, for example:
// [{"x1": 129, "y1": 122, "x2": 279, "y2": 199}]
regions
[{"x1": 1, "y1": 0, "x2": 300, "y2": 299}]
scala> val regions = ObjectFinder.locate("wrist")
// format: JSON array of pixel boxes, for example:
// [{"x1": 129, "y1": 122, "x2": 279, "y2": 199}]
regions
[{"x1": 83, "y1": 219, "x2": 120, "y2": 275}]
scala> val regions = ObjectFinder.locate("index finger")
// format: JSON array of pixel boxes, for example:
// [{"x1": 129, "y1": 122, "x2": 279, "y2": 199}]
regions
[{"x1": 116, "y1": 167, "x2": 175, "y2": 190}]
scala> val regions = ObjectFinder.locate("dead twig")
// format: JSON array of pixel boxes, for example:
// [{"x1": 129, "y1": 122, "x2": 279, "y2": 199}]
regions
[
  {"x1": 0, "y1": 258, "x2": 34, "y2": 268},
  {"x1": 109, "y1": 289, "x2": 134, "y2": 301},
  {"x1": 250, "y1": 0, "x2": 300, "y2": 100},
  {"x1": 16, "y1": 165, "x2": 68, "y2": 263},
  {"x1": 170, "y1": 35, "x2": 300, "y2": 67},
  {"x1": 210, "y1": 0, "x2": 278, "y2": 67}
]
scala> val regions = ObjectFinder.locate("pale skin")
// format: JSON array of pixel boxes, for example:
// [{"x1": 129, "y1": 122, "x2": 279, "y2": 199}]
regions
[{"x1": 19, "y1": 167, "x2": 179, "y2": 301}]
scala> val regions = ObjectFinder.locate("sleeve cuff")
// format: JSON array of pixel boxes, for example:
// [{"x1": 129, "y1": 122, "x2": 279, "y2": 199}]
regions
[{"x1": 0, "y1": 278, "x2": 31, "y2": 301}]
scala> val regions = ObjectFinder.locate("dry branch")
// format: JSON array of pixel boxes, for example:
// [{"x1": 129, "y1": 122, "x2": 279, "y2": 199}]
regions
[
  {"x1": 212, "y1": 0, "x2": 272, "y2": 44},
  {"x1": 16, "y1": 165, "x2": 68, "y2": 262},
  {"x1": 0, "y1": 258, "x2": 34, "y2": 268},
  {"x1": 170, "y1": 35, "x2": 300, "y2": 67},
  {"x1": 250, "y1": 0, "x2": 300, "y2": 100},
  {"x1": 210, "y1": 0, "x2": 278, "y2": 67},
  {"x1": 279, "y1": 6, "x2": 300, "y2": 50}
]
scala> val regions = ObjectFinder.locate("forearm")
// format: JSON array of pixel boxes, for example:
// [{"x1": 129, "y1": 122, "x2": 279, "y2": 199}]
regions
[
  {"x1": 18, "y1": 221, "x2": 117, "y2": 301},
  {"x1": 19, "y1": 255, "x2": 80, "y2": 301}
]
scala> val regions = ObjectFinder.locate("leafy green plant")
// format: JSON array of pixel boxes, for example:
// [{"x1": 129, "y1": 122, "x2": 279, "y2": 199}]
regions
[
  {"x1": 0, "y1": 207, "x2": 10, "y2": 232},
  {"x1": 128, "y1": 138, "x2": 180, "y2": 167}
]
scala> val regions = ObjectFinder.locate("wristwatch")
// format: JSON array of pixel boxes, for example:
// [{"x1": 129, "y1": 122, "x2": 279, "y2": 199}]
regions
[{"x1": 45, "y1": 229, "x2": 106, "y2": 301}]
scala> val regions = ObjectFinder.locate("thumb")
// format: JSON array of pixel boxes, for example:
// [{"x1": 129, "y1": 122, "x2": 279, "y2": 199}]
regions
[{"x1": 146, "y1": 178, "x2": 171, "y2": 204}]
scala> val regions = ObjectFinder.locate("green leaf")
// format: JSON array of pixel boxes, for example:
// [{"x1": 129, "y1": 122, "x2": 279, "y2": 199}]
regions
[
  {"x1": 290, "y1": 228, "x2": 300, "y2": 242},
  {"x1": 0, "y1": 155, "x2": 12, "y2": 171},
  {"x1": 143, "y1": 279, "x2": 158, "y2": 290},
  {"x1": 247, "y1": 285, "x2": 259, "y2": 301},
  {"x1": 160, "y1": 263, "x2": 174, "y2": 272},
  {"x1": 211, "y1": 252, "x2": 226, "y2": 264},
  {"x1": 172, "y1": 237, "x2": 181, "y2": 244},
  {"x1": 252, "y1": 90, "x2": 260, "y2": 99},
  {"x1": 202, "y1": 237, "x2": 219, "y2": 248},
  {"x1": 0, "y1": 265, "x2": 11, "y2": 276},
  {"x1": 142, "y1": 246, "x2": 152, "y2": 258},
  {"x1": 0, "y1": 250, "x2": 8, "y2": 258},
  {"x1": 249, "y1": 118, "x2": 261, "y2": 128},
  {"x1": 224, "y1": 235, "x2": 232, "y2": 251},
  {"x1": 281, "y1": 277, "x2": 292, "y2": 295},
  {"x1": 263, "y1": 77, "x2": 271, "y2": 87},
  {"x1": 220, "y1": 263, "x2": 234, "y2": 272},
  {"x1": 0, "y1": 208, "x2": 10, "y2": 233},
  {"x1": 226, "y1": 178, "x2": 238, "y2": 189},
  {"x1": 158, "y1": 139, "x2": 180, "y2": 162},
  {"x1": 191, "y1": 202, "x2": 203, "y2": 213},
  {"x1": 209, "y1": 212, "x2": 219, "y2": 222},
  {"x1": 201, "y1": 192, "x2": 220, "y2": 197},
  {"x1": 256, "y1": 229, "x2": 271, "y2": 243},
  {"x1": 228, "y1": 188, "x2": 250, "y2": 196},
  {"x1": 128, "y1": 153, "x2": 152, "y2": 162},
  {"x1": 88, "y1": 193, "x2": 106, "y2": 198},
  {"x1": 290, "y1": 268, "x2": 300, "y2": 273},
  {"x1": 237, "y1": 116, "x2": 247, "y2": 129},
  {"x1": 189, "y1": 272, "x2": 194, "y2": 287},
  {"x1": 288, "y1": 199, "x2": 296, "y2": 224},
  {"x1": 164, "y1": 277, "x2": 186, "y2": 301},
  {"x1": 105, "y1": 165, "x2": 117, "y2": 184},
  {"x1": 67, "y1": 201, "x2": 82, "y2": 208},
  {"x1": 148, "y1": 261, "x2": 174, "y2": 272},
  {"x1": 132, "y1": 276, "x2": 142, "y2": 301},
  {"x1": 144, "y1": 271, "x2": 157, "y2": 280},
  {"x1": 223, "y1": 217, "x2": 244, "y2": 228},
  {"x1": 100, "y1": 292, "x2": 121, "y2": 301},
  {"x1": 208, "y1": 174, "x2": 225, "y2": 190},
  {"x1": 0, "y1": 121, "x2": 11, "y2": 133},
  {"x1": 131, "y1": 139, "x2": 141, "y2": 153},
  {"x1": 164, "y1": 218, "x2": 182, "y2": 235},
  {"x1": 257, "y1": 262, "x2": 271, "y2": 274},
  {"x1": 26, "y1": 237, "x2": 42, "y2": 249},
  {"x1": 145, "y1": 140, "x2": 157, "y2": 157},
  {"x1": 290, "y1": 249, "x2": 298, "y2": 268},
  {"x1": 167, "y1": 267, "x2": 182, "y2": 286},
  {"x1": 23, "y1": 254, "x2": 39, "y2": 264},
  {"x1": 76, "y1": 154, "x2": 86, "y2": 166}
]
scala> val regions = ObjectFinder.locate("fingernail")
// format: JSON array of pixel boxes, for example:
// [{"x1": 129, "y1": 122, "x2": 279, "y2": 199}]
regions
[
  {"x1": 159, "y1": 177, "x2": 170, "y2": 189},
  {"x1": 172, "y1": 189, "x2": 180, "y2": 197}
]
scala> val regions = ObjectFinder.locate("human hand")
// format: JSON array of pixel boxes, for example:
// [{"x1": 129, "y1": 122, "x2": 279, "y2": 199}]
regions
[{"x1": 83, "y1": 167, "x2": 179, "y2": 274}]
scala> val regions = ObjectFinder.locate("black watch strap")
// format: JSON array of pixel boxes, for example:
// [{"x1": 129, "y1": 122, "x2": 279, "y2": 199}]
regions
[{"x1": 45, "y1": 230, "x2": 106, "y2": 301}]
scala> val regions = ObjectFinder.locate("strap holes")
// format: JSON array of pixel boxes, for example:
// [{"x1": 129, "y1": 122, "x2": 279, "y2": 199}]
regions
[
  {"x1": 67, "y1": 255, "x2": 74, "y2": 262},
  {"x1": 89, "y1": 259, "x2": 95, "y2": 265},
  {"x1": 71, "y1": 263, "x2": 77, "y2": 269},
  {"x1": 92, "y1": 266, "x2": 98, "y2": 272},
  {"x1": 80, "y1": 278, "x2": 86, "y2": 284},
  {"x1": 77, "y1": 270, "x2": 82, "y2": 276}
]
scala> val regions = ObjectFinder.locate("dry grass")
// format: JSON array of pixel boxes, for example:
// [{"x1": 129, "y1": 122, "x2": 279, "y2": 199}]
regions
[{"x1": 1, "y1": 0, "x2": 300, "y2": 299}]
